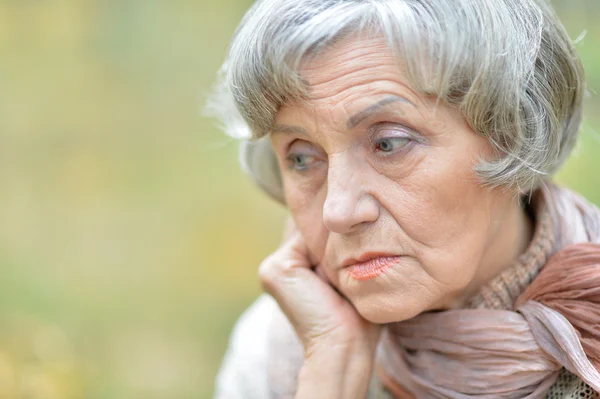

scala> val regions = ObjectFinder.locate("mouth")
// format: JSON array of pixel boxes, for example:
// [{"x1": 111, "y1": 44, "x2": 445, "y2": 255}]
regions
[{"x1": 342, "y1": 253, "x2": 401, "y2": 281}]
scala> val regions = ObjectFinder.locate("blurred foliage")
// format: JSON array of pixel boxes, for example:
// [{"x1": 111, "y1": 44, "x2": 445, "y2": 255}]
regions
[{"x1": 0, "y1": 0, "x2": 597, "y2": 398}]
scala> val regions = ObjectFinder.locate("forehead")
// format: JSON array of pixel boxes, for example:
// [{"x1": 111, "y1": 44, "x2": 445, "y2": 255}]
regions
[
  {"x1": 295, "y1": 35, "x2": 419, "y2": 106},
  {"x1": 275, "y1": 35, "x2": 422, "y2": 125}
]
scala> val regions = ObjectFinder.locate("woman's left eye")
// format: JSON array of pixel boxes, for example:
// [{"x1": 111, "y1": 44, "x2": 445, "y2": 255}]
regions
[{"x1": 374, "y1": 137, "x2": 410, "y2": 153}]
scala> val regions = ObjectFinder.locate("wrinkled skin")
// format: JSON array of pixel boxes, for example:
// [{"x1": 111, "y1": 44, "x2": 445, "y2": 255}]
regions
[{"x1": 266, "y1": 36, "x2": 533, "y2": 325}]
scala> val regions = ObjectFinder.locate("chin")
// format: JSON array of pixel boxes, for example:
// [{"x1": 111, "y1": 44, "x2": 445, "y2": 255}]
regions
[{"x1": 352, "y1": 295, "x2": 427, "y2": 324}]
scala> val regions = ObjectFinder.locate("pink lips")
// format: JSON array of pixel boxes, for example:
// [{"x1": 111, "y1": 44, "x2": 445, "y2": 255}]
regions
[{"x1": 344, "y1": 255, "x2": 400, "y2": 281}]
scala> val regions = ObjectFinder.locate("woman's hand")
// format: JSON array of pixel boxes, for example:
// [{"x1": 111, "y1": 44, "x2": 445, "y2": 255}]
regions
[{"x1": 259, "y1": 218, "x2": 381, "y2": 399}]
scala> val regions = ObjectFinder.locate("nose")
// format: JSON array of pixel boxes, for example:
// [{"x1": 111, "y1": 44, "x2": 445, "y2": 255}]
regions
[{"x1": 322, "y1": 153, "x2": 380, "y2": 235}]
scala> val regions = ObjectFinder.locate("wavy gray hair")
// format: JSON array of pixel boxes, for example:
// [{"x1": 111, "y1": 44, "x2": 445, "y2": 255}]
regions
[{"x1": 207, "y1": 0, "x2": 585, "y2": 203}]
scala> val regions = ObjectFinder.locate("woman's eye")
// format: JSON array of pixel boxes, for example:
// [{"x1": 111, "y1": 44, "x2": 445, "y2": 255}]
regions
[
  {"x1": 286, "y1": 153, "x2": 317, "y2": 170},
  {"x1": 375, "y1": 137, "x2": 410, "y2": 153}
]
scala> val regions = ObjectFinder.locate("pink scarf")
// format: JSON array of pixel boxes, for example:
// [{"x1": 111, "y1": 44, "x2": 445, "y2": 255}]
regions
[{"x1": 377, "y1": 243, "x2": 600, "y2": 398}]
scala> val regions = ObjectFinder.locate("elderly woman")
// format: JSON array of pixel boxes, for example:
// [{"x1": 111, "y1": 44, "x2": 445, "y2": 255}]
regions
[{"x1": 209, "y1": 0, "x2": 600, "y2": 398}]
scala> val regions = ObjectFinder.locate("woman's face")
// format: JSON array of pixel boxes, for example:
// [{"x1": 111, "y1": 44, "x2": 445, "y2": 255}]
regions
[{"x1": 270, "y1": 36, "x2": 527, "y2": 323}]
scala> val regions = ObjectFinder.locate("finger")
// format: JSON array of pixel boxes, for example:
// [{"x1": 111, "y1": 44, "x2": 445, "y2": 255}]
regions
[
  {"x1": 259, "y1": 236, "x2": 346, "y2": 345},
  {"x1": 281, "y1": 216, "x2": 321, "y2": 266},
  {"x1": 281, "y1": 215, "x2": 297, "y2": 244}
]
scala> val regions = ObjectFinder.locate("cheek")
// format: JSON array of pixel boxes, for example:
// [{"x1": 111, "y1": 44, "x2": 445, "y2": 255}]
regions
[
  {"x1": 286, "y1": 187, "x2": 329, "y2": 262},
  {"x1": 378, "y1": 143, "x2": 494, "y2": 282},
  {"x1": 281, "y1": 161, "x2": 328, "y2": 208},
  {"x1": 380, "y1": 155, "x2": 482, "y2": 241}
]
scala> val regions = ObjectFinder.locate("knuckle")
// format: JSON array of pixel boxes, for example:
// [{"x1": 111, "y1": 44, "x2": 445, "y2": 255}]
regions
[
  {"x1": 258, "y1": 260, "x2": 276, "y2": 285},
  {"x1": 258, "y1": 257, "x2": 281, "y2": 289},
  {"x1": 258, "y1": 253, "x2": 296, "y2": 292}
]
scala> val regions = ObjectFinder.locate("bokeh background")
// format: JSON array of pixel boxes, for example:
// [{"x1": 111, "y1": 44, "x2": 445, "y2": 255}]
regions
[{"x1": 0, "y1": 0, "x2": 598, "y2": 398}]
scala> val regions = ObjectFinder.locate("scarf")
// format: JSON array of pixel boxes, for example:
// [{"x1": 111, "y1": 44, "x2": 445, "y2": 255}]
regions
[{"x1": 266, "y1": 183, "x2": 600, "y2": 398}]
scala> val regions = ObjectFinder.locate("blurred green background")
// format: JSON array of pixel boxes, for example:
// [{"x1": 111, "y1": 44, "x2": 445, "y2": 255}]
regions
[{"x1": 0, "y1": 0, "x2": 598, "y2": 398}]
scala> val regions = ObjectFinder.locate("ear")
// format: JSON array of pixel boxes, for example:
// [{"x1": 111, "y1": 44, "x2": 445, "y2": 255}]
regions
[{"x1": 240, "y1": 136, "x2": 286, "y2": 204}]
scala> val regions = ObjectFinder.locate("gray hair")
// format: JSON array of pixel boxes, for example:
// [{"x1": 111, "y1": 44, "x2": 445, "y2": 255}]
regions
[{"x1": 207, "y1": 0, "x2": 585, "y2": 203}]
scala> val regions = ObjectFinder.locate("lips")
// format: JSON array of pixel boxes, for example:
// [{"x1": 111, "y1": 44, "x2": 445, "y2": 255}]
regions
[{"x1": 343, "y1": 253, "x2": 400, "y2": 281}]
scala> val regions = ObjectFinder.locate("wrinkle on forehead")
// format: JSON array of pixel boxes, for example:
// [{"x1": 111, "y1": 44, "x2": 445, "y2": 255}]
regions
[{"x1": 296, "y1": 37, "x2": 422, "y2": 111}]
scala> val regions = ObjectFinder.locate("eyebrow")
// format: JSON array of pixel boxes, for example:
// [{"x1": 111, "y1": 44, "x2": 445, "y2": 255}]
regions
[
  {"x1": 271, "y1": 124, "x2": 308, "y2": 136},
  {"x1": 271, "y1": 95, "x2": 414, "y2": 136},
  {"x1": 346, "y1": 96, "x2": 413, "y2": 129}
]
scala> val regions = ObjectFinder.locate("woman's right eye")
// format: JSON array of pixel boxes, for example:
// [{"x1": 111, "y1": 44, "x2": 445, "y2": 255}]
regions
[
  {"x1": 286, "y1": 153, "x2": 317, "y2": 171},
  {"x1": 284, "y1": 140, "x2": 323, "y2": 172}
]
